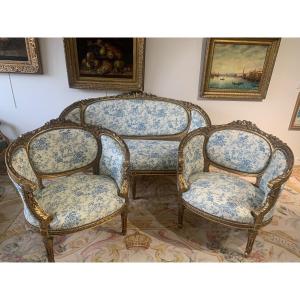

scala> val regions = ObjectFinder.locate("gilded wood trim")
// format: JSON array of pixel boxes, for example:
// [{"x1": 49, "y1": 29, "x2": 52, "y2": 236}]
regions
[{"x1": 289, "y1": 92, "x2": 300, "y2": 130}]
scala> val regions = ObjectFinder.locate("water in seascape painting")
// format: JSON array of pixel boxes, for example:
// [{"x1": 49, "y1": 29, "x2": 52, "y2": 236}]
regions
[{"x1": 209, "y1": 43, "x2": 268, "y2": 91}]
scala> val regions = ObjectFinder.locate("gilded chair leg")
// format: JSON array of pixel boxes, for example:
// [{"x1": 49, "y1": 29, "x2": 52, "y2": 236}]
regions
[
  {"x1": 244, "y1": 229, "x2": 258, "y2": 257},
  {"x1": 121, "y1": 209, "x2": 127, "y2": 236},
  {"x1": 132, "y1": 176, "x2": 137, "y2": 200},
  {"x1": 43, "y1": 235, "x2": 55, "y2": 262},
  {"x1": 178, "y1": 202, "x2": 185, "y2": 229}
]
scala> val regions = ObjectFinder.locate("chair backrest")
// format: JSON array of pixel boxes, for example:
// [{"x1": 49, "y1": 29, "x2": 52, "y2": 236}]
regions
[
  {"x1": 6, "y1": 119, "x2": 100, "y2": 189},
  {"x1": 60, "y1": 91, "x2": 211, "y2": 139},
  {"x1": 204, "y1": 121, "x2": 294, "y2": 182}
]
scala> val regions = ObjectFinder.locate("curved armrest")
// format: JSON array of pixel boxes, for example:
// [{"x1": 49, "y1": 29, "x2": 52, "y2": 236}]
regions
[
  {"x1": 178, "y1": 129, "x2": 207, "y2": 193},
  {"x1": 99, "y1": 130, "x2": 130, "y2": 198},
  {"x1": 251, "y1": 174, "x2": 290, "y2": 224}
]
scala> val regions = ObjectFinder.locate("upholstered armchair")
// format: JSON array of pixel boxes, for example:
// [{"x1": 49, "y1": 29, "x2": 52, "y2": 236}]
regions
[
  {"x1": 177, "y1": 120, "x2": 294, "y2": 256},
  {"x1": 5, "y1": 119, "x2": 130, "y2": 262}
]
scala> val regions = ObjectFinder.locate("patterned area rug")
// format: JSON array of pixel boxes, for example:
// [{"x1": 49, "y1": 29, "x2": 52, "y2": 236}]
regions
[{"x1": 0, "y1": 166, "x2": 300, "y2": 262}]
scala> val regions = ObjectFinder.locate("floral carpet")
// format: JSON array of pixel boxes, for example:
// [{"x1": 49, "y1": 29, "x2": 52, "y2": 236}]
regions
[{"x1": 0, "y1": 166, "x2": 300, "y2": 262}]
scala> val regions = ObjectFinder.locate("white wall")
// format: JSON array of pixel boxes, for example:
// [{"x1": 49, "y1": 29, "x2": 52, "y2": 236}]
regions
[{"x1": 0, "y1": 38, "x2": 299, "y2": 161}]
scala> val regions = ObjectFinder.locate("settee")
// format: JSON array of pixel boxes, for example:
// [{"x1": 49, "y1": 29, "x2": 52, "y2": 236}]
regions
[
  {"x1": 177, "y1": 120, "x2": 294, "y2": 256},
  {"x1": 60, "y1": 91, "x2": 211, "y2": 198},
  {"x1": 5, "y1": 119, "x2": 130, "y2": 262}
]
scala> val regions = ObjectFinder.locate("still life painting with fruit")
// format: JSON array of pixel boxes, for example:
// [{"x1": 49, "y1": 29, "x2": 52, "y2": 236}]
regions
[
  {"x1": 64, "y1": 38, "x2": 145, "y2": 90},
  {"x1": 77, "y1": 38, "x2": 133, "y2": 78}
]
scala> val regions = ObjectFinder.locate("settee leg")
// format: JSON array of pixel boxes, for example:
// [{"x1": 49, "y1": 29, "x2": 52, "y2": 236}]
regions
[
  {"x1": 121, "y1": 209, "x2": 127, "y2": 235},
  {"x1": 244, "y1": 229, "x2": 258, "y2": 257},
  {"x1": 43, "y1": 235, "x2": 55, "y2": 262},
  {"x1": 178, "y1": 203, "x2": 185, "y2": 229},
  {"x1": 132, "y1": 176, "x2": 137, "y2": 200}
]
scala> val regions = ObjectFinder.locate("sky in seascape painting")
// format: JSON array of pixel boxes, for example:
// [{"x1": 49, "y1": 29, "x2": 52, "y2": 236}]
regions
[{"x1": 209, "y1": 43, "x2": 268, "y2": 90}]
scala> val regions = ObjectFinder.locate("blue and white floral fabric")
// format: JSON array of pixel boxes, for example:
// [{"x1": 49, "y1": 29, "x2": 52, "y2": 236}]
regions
[
  {"x1": 11, "y1": 147, "x2": 38, "y2": 184},
  {"x1": 84, "y1": 99, "x2": 189, "y2": 136},
  {"x1": 99, "y1": 135, "x2": 127, "y2": 190},
  {"x1": 182, "y1": 172, "x2": 270, "y2": 224},
  {"x1": 125, "y1": 139, "x2": 180, "y2": 170},
  {"x1": 206, "y1": 130, "x2": 271, "y2": 173},
  {"x1": 259, "y1": 150, "x2": 288, "y2": 194},
  {"x1": 188, "y1": 110, "x2": 208, "y2": 132},
  {"x1": 182, "y1": 135, "x2": 205, "y2": 184},
  {"x1": 26, "y1": 174, "x2": 125, "y2": 230},
  {"x1": 65, "y1": 107, "x2": 81, "y2": 124},
  {"x1": 29, "y1": 129, "x2": 98, "y2": 174}
]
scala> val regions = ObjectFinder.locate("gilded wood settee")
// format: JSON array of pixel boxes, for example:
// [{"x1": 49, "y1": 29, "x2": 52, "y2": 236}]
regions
[
  {"x1": 177, "y1": 120, "x2": 294, "y2": 256},
  {"x1": 5, "y1": 119, "x2": 130, "y2": 262},
  {"x1": 60, "y1": 91, "x2": 211, "y2": 198}
]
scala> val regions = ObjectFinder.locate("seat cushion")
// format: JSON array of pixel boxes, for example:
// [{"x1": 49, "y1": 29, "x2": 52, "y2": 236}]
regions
[
  {"x1": 182, "y1": 172, "x2": 269, "y2": 224},
  {"x1": 125, "y1": 139, "x2": 180, "y2": 171},
  {"x1": 26, "y1": 174, "x2": 125, "y2": 230}
]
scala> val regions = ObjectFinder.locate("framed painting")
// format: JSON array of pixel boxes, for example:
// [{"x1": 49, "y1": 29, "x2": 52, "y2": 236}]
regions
[
  {"x1": 64, "y1": 38, "x2": 145, "y2": 91},
  {"x1": 0, "y1": 38, "x2": 42, "y2": 73},
  {"x1": 200, "y1": 38, "x2": 281, "y2": 100},
  {"x1": 289, "y1": 93, "x2": 300, "y2": 130}
]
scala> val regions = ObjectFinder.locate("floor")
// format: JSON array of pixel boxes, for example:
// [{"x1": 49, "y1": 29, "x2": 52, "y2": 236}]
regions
[{"x1": 0, "y1": 166, "x2": 300, "y2": 262}]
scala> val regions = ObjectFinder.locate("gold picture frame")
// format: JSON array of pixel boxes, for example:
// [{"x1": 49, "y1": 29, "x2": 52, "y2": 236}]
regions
[
  {"x1": 200, "y1": 38, "x2": 281, "y2": 100},
  {"x1": 64, "y1": 38, "x2": 145, "y2": 91},
  {"x1": 289, "y1": 92, "x2": 300, "y2": 130},
  {"x1": 0, "y1": 38, "x2": 42, "y2": 74}
]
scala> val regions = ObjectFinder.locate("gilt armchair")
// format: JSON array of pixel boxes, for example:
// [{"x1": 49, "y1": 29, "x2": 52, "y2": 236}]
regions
[
  {"x1": 5, "y1": 119, "x2": 130, "y2": 262},
  {"x1": 177, "y1": 120, "x2": 294, "y2": 256}
]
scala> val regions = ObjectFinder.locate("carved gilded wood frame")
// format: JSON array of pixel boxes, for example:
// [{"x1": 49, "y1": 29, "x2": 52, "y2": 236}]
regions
[
  {"x1": 177, "y1": 120, "x2": 294, "y2": 256},
  {"x1": 5, "y1": 119, "x2": 130, "y2": 262},
  {"x1": 289, "y1": 92, "x2": 300, "y2": 130},
  {"x1": 64, "y1": 38, "x2": 145, "y2": 91},
  {"x1": 200, "y1": 38, "x2": 280, "y2": 100},
  {"x1": 0, "y1": 38, "x2": 42, "y2": 74},
  {"x1": 60, "y1": 91, "x2": 212, "y2": 199}
]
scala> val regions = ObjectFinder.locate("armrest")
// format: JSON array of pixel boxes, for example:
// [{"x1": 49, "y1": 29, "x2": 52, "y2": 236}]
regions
[
  {"x1": 99, "y1": 130, "x2": 130, "y2": 198},
  {"x1": 178, "y1": 130, "x2": 206, "y2": 193}
]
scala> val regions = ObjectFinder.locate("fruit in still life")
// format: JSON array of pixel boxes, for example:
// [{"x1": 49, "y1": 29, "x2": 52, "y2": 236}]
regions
[{"x1": 79, "y1": 38, "x2": 132, "y2": 77}]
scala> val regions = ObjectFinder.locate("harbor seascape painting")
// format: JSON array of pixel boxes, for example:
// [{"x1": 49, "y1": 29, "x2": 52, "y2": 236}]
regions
[{"x1": 200, "y1": 38, "x2": 280, "y2": 100}]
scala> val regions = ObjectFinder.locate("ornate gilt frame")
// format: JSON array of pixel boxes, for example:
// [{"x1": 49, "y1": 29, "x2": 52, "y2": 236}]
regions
[
  {"x1": 60, "y1": 91, "x2": 211, "y2": 198},
  {"x1": 177, "y1": 120, "x2": 294, "y2": 256},
  {"x1": 64, "y1": 38, "x2": 145, "y2": 91},
  {"x1": 5, "y1": 119, "x2": 130, "y2": 262},
  {"x1": 200, "y1": 38, "x2": 280, "y2": 100},
  {"x1": 289, "y1": 92, "x2": 300, "y2": 130},
  {"x1": 0, "y1": 38, "x2": 42, "y2": 74}
]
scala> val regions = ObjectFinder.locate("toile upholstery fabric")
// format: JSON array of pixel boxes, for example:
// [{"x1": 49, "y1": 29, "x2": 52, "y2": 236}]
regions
[
  {"x1": 28, "y1": 129, "x2": 98, "y2": 174},
  {"x1": 62, "y1": 96, "x2": 211, "y2": 173},
  {"x1": 125, "y1": 139, "x2": 180, "y2": 170},
  {"x1": 182, "y1": 172, "x2": 270, "y2": 223},
  {"x1": 8, "y1": 126, "x2": 129, "y2": 234},
  {"x1": 206, "y1": 130, "x2": 271, "y2": 173},
  {"x1": 180, "y1": 127, "x2": 290, "y2": 225},
  {"x1": 26, "y1": 174, "x2": 125, "y2": 230},
  {"x1": 85, "y1": 99, "x2": 189, "y2": 136}
]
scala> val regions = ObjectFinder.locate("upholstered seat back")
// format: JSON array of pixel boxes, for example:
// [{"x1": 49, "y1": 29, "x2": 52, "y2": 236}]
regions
[
  {"x1": 28, "y1": 128, "x2": 98, "y2": 174},
  {"x1": 84, "y1": 99, "x2": 189, "y2": 136},
  {"x1": 61, "y1": 92, "x2": 211, "y2": 138},
  {"x1": 206, "y1": 129, "x2": 272, "y2": 174}
]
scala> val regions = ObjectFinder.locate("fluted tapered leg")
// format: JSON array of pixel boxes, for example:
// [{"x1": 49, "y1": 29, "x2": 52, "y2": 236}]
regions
[
  {"x1": 43, "y1": 235, "x2": 55, "y2": 262},
  {"x1": 178, "y1": 202, "x2": 185, "y2": 229},
  {"x1": 244, "y1": 229, "x2": 258, "y2": 257},
  {"x1": 132, "y1": 176, "x2": 137, "y2": 199},
  {"x1": 121, "y1": 209, "x2": 127, "y2": 235}
]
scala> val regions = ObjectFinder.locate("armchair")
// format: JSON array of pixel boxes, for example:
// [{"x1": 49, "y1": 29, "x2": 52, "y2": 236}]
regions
[
  {"x1": 5, "y1": 119, "x2": 130, "y2": 262},
  {"x1": 177, "y1": 120, "x2": 294, "y2": 256}
]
